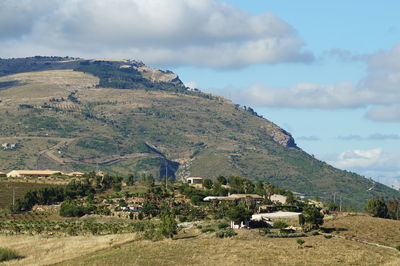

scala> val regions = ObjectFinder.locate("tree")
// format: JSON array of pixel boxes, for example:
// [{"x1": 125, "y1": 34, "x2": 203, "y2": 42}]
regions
[
  {"x1": 216, "y1": 175, "x2": 227, "y2": 185},
  {"x1": 202, "y1": 178, "x2": 213, "y2": 189},
  {"x1": 298, "y1": 214, "x2": 305, "y2": 227},
  {"x1": 226, "y1": 203, "x2": 253, "y2": 227},
  {"x1": 365, "y1": 197, "x2": 388, "y2": 218},
  {"x1": 159, "y1": 214, "x2": 177, "y2": 238},
  {"x1": 264, "y1": 182, "x2": 273, "y2": 202},
  {"x1": 255, "y1": 181, "x2": 265, "y2": 196},
  {"x1": 302, "y1": 205, "x2": 324, "y2": 230},
  {"x1": 387, "y1": 199, "x2": 399, "y2": 220},
  {"x1": 126, "y1": 174, "x2": 136, "y2": 186}
]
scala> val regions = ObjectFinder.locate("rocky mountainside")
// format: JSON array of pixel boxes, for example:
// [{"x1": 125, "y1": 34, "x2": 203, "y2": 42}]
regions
[{"x1": 0, "y1": 56, "x2": 398, "y2": 208}]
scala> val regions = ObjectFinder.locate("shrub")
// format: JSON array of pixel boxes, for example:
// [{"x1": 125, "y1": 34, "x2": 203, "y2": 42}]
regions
[
  {"x1": 296, "y1": 239, "x2": 305, "y2": 248},
  {"x1": 159, "y1": 215, "x2": 177, "y2": 238},
  {"x1": 0, "y1": 247, "x2": 21, "y2": 262},
  {"x1": 395, "y1": 246, "x2": 400, "y2": 251},
  {"x1": 259, "y1": 227, "x2": 270, "y2": 236},
  {"x1": 217, "y1": 222, "x2": 229, "y2": 229},
  {"x1": 201, "y1": 228, "x2": 215, "y2": 233},
  {"x1": 265, "y1": 233, "x2": 306, "y2": 238},
  {"x1": 273, "y1": 221, "x2": 288, "y2": 229},
  {"x1": 324, "y1": 234, "x2": 333, "y2": 239},
  {"x1": 215, "y1": 228, "x2": 236, "y2": 238}
]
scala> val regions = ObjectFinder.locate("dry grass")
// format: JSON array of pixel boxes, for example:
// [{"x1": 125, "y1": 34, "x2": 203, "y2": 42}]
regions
[
  {"x1": 59, "y1": 230, "x2": 399, "y2": 266},
  {"x1": 0, "y1": 233, "x2": 137, "y2": 265},
  {"x1": 324, "y1": 214, "x2": 400, "y2": 247}
]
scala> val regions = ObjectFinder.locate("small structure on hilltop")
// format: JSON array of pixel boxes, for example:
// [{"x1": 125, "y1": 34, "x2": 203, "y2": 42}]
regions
[
  {"x1": 7, "y1": 170, "x2": 62, "y2": 178},
  {"x1": 0, "y1": 171, "x2": 6, "y2": 177},
  {"x1": 187, "y1": 177, "x2": 203, "y2": 184}
]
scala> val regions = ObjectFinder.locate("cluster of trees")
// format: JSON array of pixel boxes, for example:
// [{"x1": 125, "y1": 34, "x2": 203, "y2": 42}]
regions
[
  {"x1": 365, "y1": 197, "x2": 399, "y2": 220},
  {"x1": 12, "y1": 172, "x2": 123, "y2": 213}
]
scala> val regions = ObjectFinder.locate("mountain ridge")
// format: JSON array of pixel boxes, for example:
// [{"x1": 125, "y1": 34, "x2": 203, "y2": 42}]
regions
[{"x1": 0, "y1": 56, "x2": 399, "y2": 208}]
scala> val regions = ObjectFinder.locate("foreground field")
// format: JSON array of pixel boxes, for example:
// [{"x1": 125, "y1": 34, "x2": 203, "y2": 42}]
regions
[
  {"x1": 59, "y1": 231, "x2": 399, "y2": 266},
  {"x1": 1, "y1": 214, "x2": 399, "y2": 265},
  {"x1": 324, "y1": 214, "x2": 400, "y2": 247},
  {"x1": 0, "y1": 233, "x2": 137, "y2": 265}
]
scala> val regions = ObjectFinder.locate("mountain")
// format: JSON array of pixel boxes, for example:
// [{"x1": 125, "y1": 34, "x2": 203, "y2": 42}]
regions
[{"x1": 0, "y1": 56, "x2": 399, "y2": 208}]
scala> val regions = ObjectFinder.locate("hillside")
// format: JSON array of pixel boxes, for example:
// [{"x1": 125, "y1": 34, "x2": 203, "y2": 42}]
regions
[{"x1": 0, "y1": 56, "x2": 399, "y2": 208}]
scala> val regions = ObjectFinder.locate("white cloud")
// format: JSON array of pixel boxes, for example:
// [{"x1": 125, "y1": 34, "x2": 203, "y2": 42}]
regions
[
  {"x1": 228, "y1": 42, "x2": 400, "y2": 121},
  {"x1": 328, "y1": 148, "x2": 400, "y2": 181},
  {"x1": 184, "y1": 81, "x2": 199, "y2": 89},
  {"x1": 0, "y1": 0, "x2": 312, "y2": 68},
  {"x1": 365, "y1": 104, "x2": 400, "y2": 122}
]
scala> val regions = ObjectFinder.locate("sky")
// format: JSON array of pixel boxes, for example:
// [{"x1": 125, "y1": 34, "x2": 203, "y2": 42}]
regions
[{"x1": 0, "y1": 0, "x2": 399, "y2": 189}]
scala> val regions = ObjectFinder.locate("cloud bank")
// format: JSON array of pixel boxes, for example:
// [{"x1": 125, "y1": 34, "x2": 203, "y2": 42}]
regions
[
  {"x1": 230, "y1": 43, "x2": 400, "y2": 121},
  {"x1": 0, "y1": 0, "x2": 312, "y2": 68},
  {"x1": 328, "y1": 148, "x2": 400, "y2": 186}
]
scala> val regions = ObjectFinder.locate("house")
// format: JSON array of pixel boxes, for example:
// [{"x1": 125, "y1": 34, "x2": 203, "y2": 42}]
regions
[
  {"x1": 229, "y1": 194, "x2": 264, "y2": 203},
  {"x1": 7, "y1": 170, "x2": 62, "y2": 178},
  {"x1": 66, "y1": 171, "x2": 85, "y2": 177},
  {"x1": 270, "y1": 194, "x2": 287, "y2": 204},
  {"x1": 203, "y1": 194, "x2": 264, "y2": 203},
  {"x1": 0, "y1": 172, "x2": 6, "y2": 177},
  {"x1": 187, "y1": 177, "x2": 203, "y2": 184}
]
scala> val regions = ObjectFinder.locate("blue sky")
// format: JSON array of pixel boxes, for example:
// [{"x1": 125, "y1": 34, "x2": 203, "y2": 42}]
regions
[{"x1": 0, "y1": 0, "x2": 399, "y2": 188}]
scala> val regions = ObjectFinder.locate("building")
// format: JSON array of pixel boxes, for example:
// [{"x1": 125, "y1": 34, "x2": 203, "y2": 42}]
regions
[
  {"x1": 204, "y1": 194, "x2": 264, "y2": 203},
  {"x1": 270, "y1": 194, "x2": 287, "y2": 204},
  {"x1": 187, "y1": 177, "x2": 203, "y2": 184},
  {"x1": 66, "y1": 171, "x2": 85, "y2": 177},
  {"x1": 0, "y1": 172, "x2": 6, "y2": 177},
  {"x1": 7, "y1": 170, "x2": 62, "y2": 178}
]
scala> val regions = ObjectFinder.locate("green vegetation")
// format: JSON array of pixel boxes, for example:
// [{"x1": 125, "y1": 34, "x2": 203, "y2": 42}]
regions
[
  {"x1": 301, "y1": 205, "x2": 324, "y2": 231},
  {"x1": 365, "y1": 197, "x2": 399, "y2": 220},
  {"x1": 0, "y1": 247, "x2": 21, "y2": 262}
]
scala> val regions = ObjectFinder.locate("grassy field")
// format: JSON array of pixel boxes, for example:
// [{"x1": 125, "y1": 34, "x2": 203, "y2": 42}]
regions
[
  {"x1": 58, "y1": 231, "x2": 399, "y2": 266},
  {"x1": 0, "y1": 214, "x2": 398, "y2": 265},
  {"x1": 324, "y1": 214, "x2": 400, "y2": 248},
  {"x1": 0, "y1": 233, "x2": 137, "y2": 266}
]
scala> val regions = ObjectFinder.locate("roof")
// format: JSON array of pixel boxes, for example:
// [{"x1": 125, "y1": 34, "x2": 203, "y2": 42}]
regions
[
  {"x1": 187, "y1": 177, "x2": 203, "y2": 180},
  {"x1": 66, "y1": 171, "x2": 84, "y2": 176},
  {"x1": 203, "y1": 194, "x2": 264, "y2": 201},
  {"x1": 229, "y1": 194, "x2": 263, "y2": 199},
  {"x1": 8, "y1": 170, "x2": 62, "y2": 175}
]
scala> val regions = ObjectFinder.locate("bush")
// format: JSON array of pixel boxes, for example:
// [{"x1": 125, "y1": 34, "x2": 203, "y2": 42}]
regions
[
  {"x1": 273, "y1": 221, "x2": 288, "y2": 229},
  {"x1": 217, "y1": 222, "x2": 229, "y2": 229},
  {"x1": 395, "y1": 246, "x2": 400, "y2": 251},
  {"x1": 201, "y1": 228, "x2": 215, "y2": 233},
  {"x1": 0, "y1": 247, "x2": 21, "y2": 262},
  {"x1": 215, "y1": 228, "x2": 236, "y2": 238},
  {"x1": 265, "y1": 233, "x2": 306, "y2": 238},
  {"x1": 259, "y1": 227, "x2": 270, "y2": 236},
  {"x1": 324, "y1": 234, "x2": 333, "y2": 239},
  {"x1": 296, "y1": 239, "x2": 305, "y2": 248}
]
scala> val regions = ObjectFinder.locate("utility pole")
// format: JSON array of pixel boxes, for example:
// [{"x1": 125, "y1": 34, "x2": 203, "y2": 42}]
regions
[
  {"x1": 339, "y1": 195, "x2": 342, "y2": 212},
  {"x1": 165, "y1": 159, "x2": 168, "y2": 191},
  {"x1": 12, "y1": 186, "x2": 15, "y2": 212}
]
